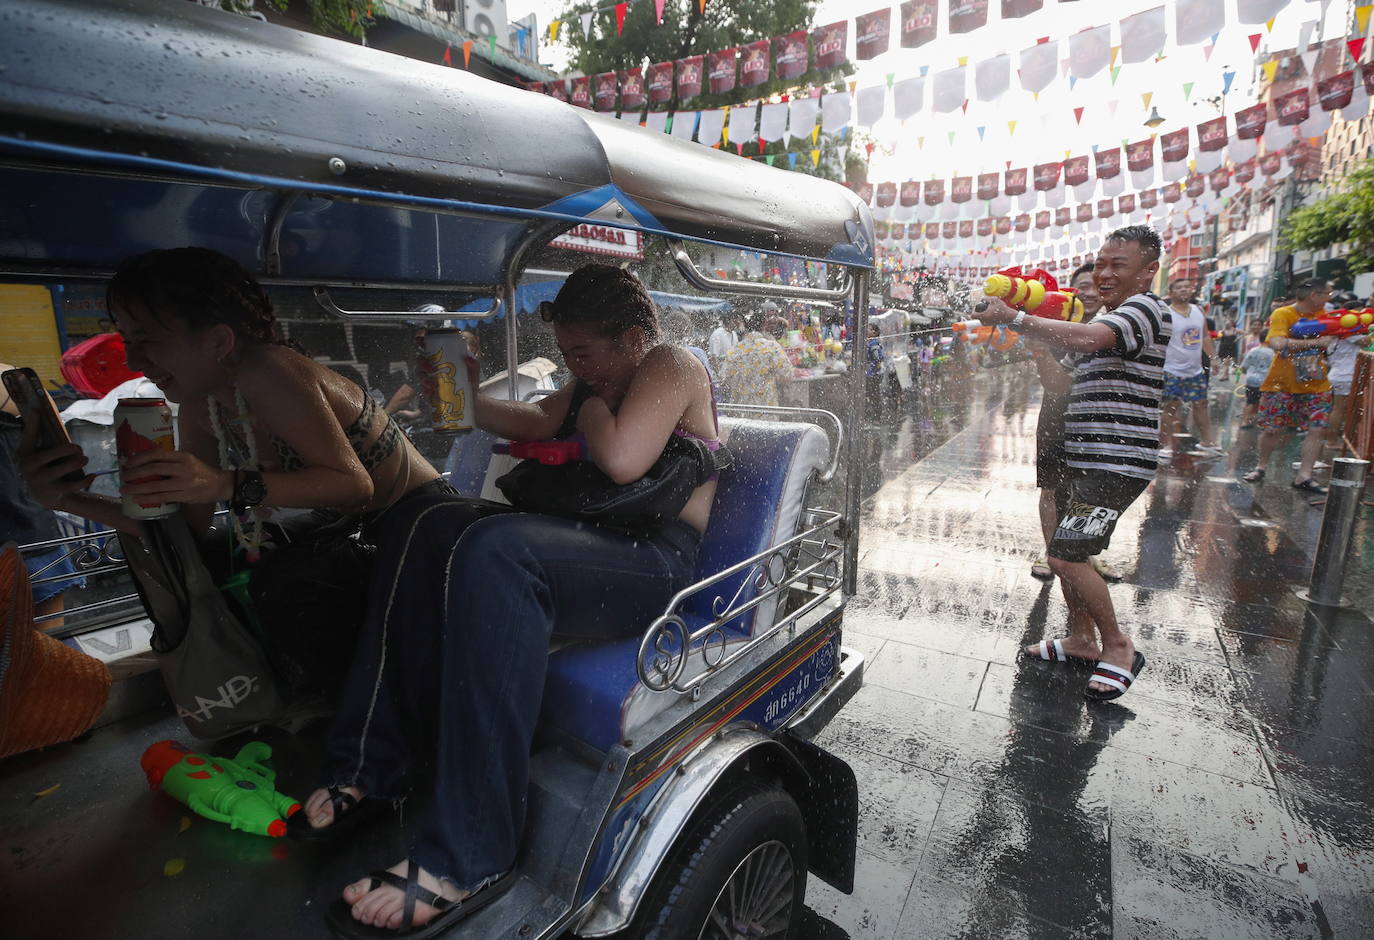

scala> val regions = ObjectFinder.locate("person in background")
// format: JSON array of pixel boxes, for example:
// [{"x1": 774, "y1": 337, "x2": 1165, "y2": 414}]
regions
[
  {"x1": 1158, "y1": 279, "x2": 1223, "y2": 460},
  {"x1": 1324, "y1": 330, "x2": 1364, "y2": 453},
  {"x1": 719, "y1": 308, "x2": 794, "y2": 407},
  {"x1": 1238, "y1": 337, "x2": 1275, "y2": 430},
  {"x1": 0, "y1": 362, "x2": 87, "y2": 630},
  {"x1": 1214, "y1": 318, "x2": 1240, "y2": 380},
  {"x1": 707, "y1": 312, "x2": 742, "y2": 369},
  {"x1": 1243, "y1": 279, "x2": 1334, "y2": 493},
  {"x1": 1027, "y1": 264, "x2": 1119, "y2": 583},
  {"x1": 865, "y1": 323, "x2": 886, "y2": 423}
]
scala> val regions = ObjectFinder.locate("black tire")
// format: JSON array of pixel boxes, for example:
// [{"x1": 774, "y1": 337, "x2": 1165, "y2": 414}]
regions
[{"x1": 636, "y1": 780, "x2": 808, "y2": 940}]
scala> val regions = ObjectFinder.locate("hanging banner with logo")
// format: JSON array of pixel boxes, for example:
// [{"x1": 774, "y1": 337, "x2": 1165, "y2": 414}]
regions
[
  {"x1": 1094, "y1": 200, "x2": 1111, "y2": 219},
  {"x1": 1234, "y1": 158, "x2": 1256, "y2": 184},
  {"x1": 739, "y1": 40, "x2": 770, "y2": 88},
  {"x1": 959, "y1": 219, "x2": 975, "y2": 237},
  {"x1": 977, "y1": 217, "x2": 994, "y2": 236},
  {"x1": 949, "y1": 0, "x2": 989, "y2": 34},
  {"x1": 1119, "y1": 193, "x2": 1136, "y2": 214},
  {"x1": 900, "y1": 181, "x2": 922, "y2": 206},
  {"x1": 951, "y1": 176, "x2": 973, "y2": 202},
  {"x1": 1162, "y1": 183, "x2": 1182, "y2": 202},
  {"x1": 707, "y1": 49, "x2": 737, "y2": 95},
  {"x1": 1185, "y1": 175, "x2": 1205, "y2": 198},
  {"x1": 1004, "y1": 0, "x2": 1043, "y2": 16},
  {"x1": 1275, "y1": 87, "x2": 1309, "y2": 126},
  {"x1": 773, "y1": 31, "x2": 810, "y2": 80},
  {"x1": 676, "y1": 56, "x2": 704, "y2": 101},
  {"x1": 852, "y1": 182, "x2": 875, "y2": 204},
  {"x1": 1138, "y1": 188, "x2": 1157, "y2": 208},
  {"x1": 856, "y1": 8, "x2": 892, "y2": 60},
  {"x1": 1161, "y1": 128, "x2": 1189, "y2": 163},
  {"x1": 1197, "y1": 116, "x2": 1227, "y2": 151},
  {"x1": 1064, "y1": 155, "x2": 1090, "y2": 187},
  {"x1": 942, "y1": 221, "x2": 957, "y2": 239},
  {"x1": 1235, "y1": 102, "x2": 1266, "y2": 139},
  {"x1": 1055, "y1": 207, "x2": 1072, "y2": 226},
  {"x1": 618, "y1": 69, "x2": 645, "y2": 110},
  {"x1": 570, "y1": 76, "x2": 592, "y2": 109},
  {"x1": 1035, "y1": 210, "x2": 1051, "y2": 229},
  {"x1": 1318, "y1": 71, "x2": 1355, "y2": 111},
  {"x1": 1209, "y1": 168, "x2": 1230, "y2": 192},
  {"x1": 1005, "y1": 167, "x2": 1028, "y2": 196},
  {"x1": 647, "y1": 62, "x2": 674, "y2": 103},
  {"x1": 1095, "y1": 148, "x2": 1121, "y2": 178},
  {"x1": 1260, "y1": 151, "x2": 1282, "y2": 176},
  {"x1": 548, "y1": 79, "x2": 569, "y2": 102},
  {"x1": 977, "y1": 173, "x2": 1000, "y2": 200},
  {"x1": 1126, "y1": 138, "x2": 1154, "y2": 172},
  {"x1": 1362, "y1": 62, "x2": 1374, "y2": 97},
  {"x1": 1014, "y1": 213, "x2": 1031, "y2": 232},
  {"x1": 876, "y1": 182, "x2": 897, "y2": 207},
  {"x1": 995, "y1": 216, "x2": 1011, "y2": 235},
  {"x1": 594, "y1": 72, "x2": 618, "y2": 111},
  {"x1": 1033, "y1": 161, "x2": 1062, "y2": 191},
  {"x1": 875, "y1": 221, "x2": 890, "y2": 241},
  {"x1": 812, "y1": 20, "x2": 849, "y2": 69},
  {"x1": 900, "y1": 0, "x2": 938, "y2": 48},
  {"x1": 925, "y1": 222, "x2": 941, "y2": 239},
  {"x1": 924, "y1": 179, "x2": 945, "y2": 205},
  {"x1": 527, "y1": 81, "x2": 545, "y2": 94}
]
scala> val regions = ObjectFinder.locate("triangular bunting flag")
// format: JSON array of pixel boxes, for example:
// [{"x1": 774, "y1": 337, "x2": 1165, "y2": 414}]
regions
[
  {"x1": 442, "y1": 44, "x2": 452, "y2": 66},
  {"x1": 654, "y1": 0, "x2": 665, "y2": 25},
  {"x1": 462, "y1": 40, "x2": 472, "y2": 68},
  {"x1": 1008, "y1": 121, "x2": 1016, "y2": 135},
  {"x1": 1350, "y1": 38, "x2": 1367, "y2": 62},
  {"x1": 810, "y1": 149, "x2": 820, "y2": 167},
  {"x1": 948, "y1": 131, "x2": 956, "y2": 144},
  {"x1": 788, "y1": 153, "x2": 797, "y2": 169},
  {"x1": 958, "y1": 56, "x2": 968, "y2": 67},
  {"x1": 1358, "y1": 5, "x2": 1374, "y2": 36},
  {"x1": 1223, "y1": 71, "x2": 1235, "y2": 94},
  {"x1": 1248, "y1": 34, "x2": 1262, "y2": 53},
  {"x1": 886, "y1": 73, "x2": 895, "y2": 89},
  {"x1": 811, "y1": 125, "x2": 820, "y2": 144},
  {"x1": 961, "y1": 100, "x2": 969, "y2": 114},
  {"x1": 1265, "y1": 16, "x2": 1276, "y2": 33},
  {"x1": 1069, "y1": 75, "x2": 1078, "y2": 90},
  {"x1": 1108, "y1": 100, "x2": 1119, "y2": 116},
  {"x1": 698, "y1": 0, "x2": 708, "y2": 14},
  {"x1": 1203, "y1": 42, "x2": 1216, "y2": 61},
  {"x1": 918, "y1": 136, "x2": 925, "y2": 148},
  {"x1": 1110, "y1": 46, "x2": 1120, "y2": 67},
  {"x1": 615, "y1": 2, "x2": 627, "y2": 36},
  {"x1": 978, "y1": 126, "x2": 986, "y2": 140},
  {"x1": 1183, "y1": 82, "x2": 1194, "y2": 100},
  {"x1": 549, "y1": 20, "x2": 560, "y2": 43},
  {"x1": 1142, "y1": 92, "x2": 1153, "y2": 109},
  {"x1": 489, "y1": 36, "x2": 497, "y2": 59},
  {"x1": 580, "y1": 11, "x2": 594, "y2": 39},
  {"x1": 1074, "y1": 107, "x2": 1084, "y2": 124},
  {"x1": 766, "y1": 154, "x2": 775, "y2": 167},
  {"x1": 1263, "y1": 60, "x2": 1279, "y2": 82},
  {"x1": 1110, "y1": 66, "x2": 1122, "y2": 85}
]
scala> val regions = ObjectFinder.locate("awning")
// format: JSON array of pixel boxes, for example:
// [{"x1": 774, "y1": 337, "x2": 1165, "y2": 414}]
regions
[{"x1": 452, "y1": 280, "x2": 729, "y2": 328}]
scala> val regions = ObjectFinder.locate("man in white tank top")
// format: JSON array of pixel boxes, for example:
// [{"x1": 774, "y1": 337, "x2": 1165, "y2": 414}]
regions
[{"x1": 1158, "y1": 279, "x2": 1221, "y2": 459}]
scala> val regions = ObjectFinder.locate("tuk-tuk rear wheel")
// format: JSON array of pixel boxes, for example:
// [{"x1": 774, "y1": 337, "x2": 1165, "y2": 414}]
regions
[{"x1": 634, "y1": 780, "x2": 808, "y2": 940}]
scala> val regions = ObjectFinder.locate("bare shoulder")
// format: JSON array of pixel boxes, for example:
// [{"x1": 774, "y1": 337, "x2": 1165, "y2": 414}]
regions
[
  {"x1": 643, "y1": 343, "x2": 709, "y2": 386},
  {"x1": 234, "y1": 343, "x2": 317, "y2": 388}
]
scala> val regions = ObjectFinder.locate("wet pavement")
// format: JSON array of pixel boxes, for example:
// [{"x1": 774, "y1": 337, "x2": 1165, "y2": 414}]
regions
[{"x1": 808, "y1": 365, "x2": 1374, "y2": 939}]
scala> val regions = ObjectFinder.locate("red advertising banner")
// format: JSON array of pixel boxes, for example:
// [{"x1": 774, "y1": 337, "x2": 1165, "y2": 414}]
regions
[
  {"x1": 977, "y1": 172, "x2": 1000, "y2": 200},
  {"x1": 893, "y1": 224, "x2": 907, "y2": 240},
  {"x1": 1033, "y1": 161, "x2": 1062, "y2": 191},
  {"x1": 1035, "y1": 210, "x2": 1051, "y2": 229},
  {"x1": 570, "y1": 75, "x2": 591, "y2": 109},
  {"x1": 619, "y1": 68, "x2": 645, "y2": 110},
  {"x1": 924, "y1": 179, "x2": 945, "y2": 205},
  {"x1": 1081, "y1": 203, "x2": 1098, "y2": 222},
  {"x1": 875, "y1": 221, "x2": 890, "y2": 241},
  {"x1": 1274, "y1": 87, "x2": 1310, "y2": 127},
  {"x1": 1015, "y1": 213, "x2": 1031, "y2": 232},
  {"x1": 647, "y1": 62, "x2": 674, "y2": 103},
  {"x1": 1185, "y1": 175, "x2": 1205, "y2": 198},
  {"x1": 1138, "y1": 188, "x2": 1157, "y2": 208},
  {"x1": 977, "y1": 218, "x2": 994, "y2": 236},
  {"x1": 1318, "y1": 70, "x2": 1355, "y2": 111},
  {"x1": 853, "y1": 182, "x2": 874, "y2": 204},
  {"x1": 548, "y1": 79, "x2": 569, "y2": 102},
  {"x1": 959, "y1": 219, "x2": 974, "y2": 237},
  {"x1": 949, "y1": 0, "x2": 989, "y2": 34},
  {"x1": 1064, "y1": 155, "x2": 1090, "y2": 187},
  {"x1": 1126, "y1": 138, "x2": 1154, "y2": 172},
  {"x1": 1095, "y1": 148, "x2": 1121, "y2": 178},
  {"x1": 876, "y1": 182, "x2": 897, "y2": 207},
  {"x1": 594, "y1": 71, "x2": 618, "y2": 111},
  {"x1": 1161, "y1": 128, "x2": 1189, "y2": 163},
  {"x1": 1209, "y1": 168, "x2": 1230, "y2": 192},
  {"x1": 951, "y1": 176, "x2": 973, "y2": 202},
  {"x1": 733, "y1": 42, "x2": 769, "y2": 90},
  {"x1": 812, "y1": 21, "x2": 848, "y2": 69},
  {"x1": 900, "y1": 0, "x2": 938, "y2": 48},
  {"x1": 1119, "y1": 193, "x2": 1136, "y2": 214},
  {"x1": 925, "y1": 222, "x2": 941, "y2": 239},
  {"x1": 1161, "y1": 184, "x2": 1181, "y2": 203},
  {"x1": 942, "y1": 221, "x2": 957, "y2": 239},
  {"x1": 526, "y1": 81, "x2": 545, "y2": 94},
  {"x1": 856, "y1": 8, "x2": 892, "y2": 60},
  {"x1": 773, "y1": 31, "x2": 810, "y2": 80},
  {"x1": 676, "y1": 55, "x2": 704, "y2": 101},
  {"x1": 1363, "y1": 62, "x2": 1374, "y2": 96},
  {"x1": 1003, "y1": 0, "x2": 1043, "y2": 17},
  {"x1": 1197, "y1": 116, "x2": 1228, "y2": 151},
  {"x1": 995, "y1": 217, "x2": 1011, "y2": 235},
  {"x1": 1005, "y1": 167, "x2": 1028, "y2": 196},
  {"x1": 900, "y1": 181, "x2": 922, "y2": 206},
  {"x1": 707, "y1": 49, "x2": 737, "y2": 95},
  {"x1": 1234, "y1": 158, "x2": 1256, "y2": 184},
  {"x1": 1235, "y1": 102, "x2": 1266, "y2": 139},
  {"x1": 1260, "y1": 152, "x2": 1282, "y2": 176},
  {"x1": 1055, "y1": 207, "x2": 1072, "y2": 226}
]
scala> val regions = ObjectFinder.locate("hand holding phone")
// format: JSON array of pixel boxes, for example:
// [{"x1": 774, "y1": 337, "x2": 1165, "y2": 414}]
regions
[{"x1": 3, "y1": 367, "x2": 85, "y2": 484}]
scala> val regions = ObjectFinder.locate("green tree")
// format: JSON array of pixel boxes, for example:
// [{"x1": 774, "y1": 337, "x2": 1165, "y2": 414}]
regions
[
  {"x1": 217, "y1": 0, "x2": 373, "y2": 40},
  {"x1": 554, "y1": 0, "x2": 854, "y2": 181},
  {"x1": 1282, "y1": 159, "x2": 1374, "y2": 275}
]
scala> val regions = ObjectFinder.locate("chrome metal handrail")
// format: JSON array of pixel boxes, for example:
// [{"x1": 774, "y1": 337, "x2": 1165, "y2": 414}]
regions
[
  {"x1": 18, "y1": 526, "x2": 133, "y2": 625},
  {"x1": 668, "y1": 239, "x2": 852, "y2": 302},
  {"x1": 716, "y1": 404, "x2": 844, "y2": 483},
  {"x1": 636, "y1": 507, "x2": 843, "y2": 695}
]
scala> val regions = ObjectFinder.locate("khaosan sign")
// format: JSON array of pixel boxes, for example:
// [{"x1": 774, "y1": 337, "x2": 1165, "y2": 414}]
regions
[{"x1": 550, "y1": 224, "x2": 645, "y2": 260}]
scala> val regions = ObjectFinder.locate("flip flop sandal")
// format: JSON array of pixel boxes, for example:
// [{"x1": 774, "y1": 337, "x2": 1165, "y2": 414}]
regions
[
  {"x1": 1026, "y1": 638, "x2": 1097, "y2": 666},
  {"x1": 1084, "y1": 651, "x2": 1146, "y2": 702},
  {"x1": 1292, "y1": 479, "x2": 1328, "y2": 495},
  {"x1": 287, "y1": 786, "x2": 390, "y2": 843},
  {"x1": 325, "y1": 862, "x2": 516, "y2": 939}
]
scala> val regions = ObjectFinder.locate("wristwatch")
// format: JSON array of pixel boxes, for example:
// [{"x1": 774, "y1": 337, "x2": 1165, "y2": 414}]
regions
[
  {"x1": 1011, "y1": 310, "x2": 1028, "y2": 330},
  {"x1": 230, "y1": 470, "x2": 267, "y2": 515}
]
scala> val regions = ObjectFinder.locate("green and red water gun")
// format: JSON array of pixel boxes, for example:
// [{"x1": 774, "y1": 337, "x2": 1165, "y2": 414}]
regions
[{"x1": 141, "y1": 739, "x2": 301, "y2": 838}]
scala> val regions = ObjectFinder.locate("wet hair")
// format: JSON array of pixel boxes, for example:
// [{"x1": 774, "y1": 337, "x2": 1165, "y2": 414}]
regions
[
  {"x1": 1070, "y1": 262, "x2": 1094, "y2": 283},
  {"x1": 1103, "y1": 225, "x2": 1162, "y2": 264},
  {"x1": 540, "y1": 264, "x2": 659, "y2": 343},
  {"x1": 107, "y1": 247, "x2": 287, "y2": 347},
  {"x1": 1294, "y1": 279, "x2": 1329, "y2": 299}
]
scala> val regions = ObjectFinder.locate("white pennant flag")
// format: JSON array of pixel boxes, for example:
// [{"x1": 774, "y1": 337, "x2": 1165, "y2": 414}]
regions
[
  {"x1": 1120, "y1": 6, "x2": 1166, "y2": 64},
  {"x1": 822, "y1": 92, "x2": 852, "y2": 134},
  {"x1": 788, "y1": 97, "x2": 820, "y2": 145},
  {"x1": 1297, "y1": 20, "x2": 1317, "y2": 52},
  {"x1": 580, "y1": 11, "x2": 594, "y2": 39},
  {"x1": 1176, "y1": 0, "x2": 1225, "y2": 47},
  {"x1": 728, "y1": 103, "x2": 757, "y2": 144},
  {"x1": 758, "y1": 102, "x2": 788, "y2": 142},
  {"x1": 1019, "y1": 41, "x2": 1059, "y2": 94},
  {"x1": 696, "y1": 109, "x2": 726, "y2": 146},
  {"x1": 975, "y1": 54, "x2": 1010, "y2": 102},
  {"x1": 645, "y1": 111, "x2": 669, "y2": 135},
  {"x1": 932, "y1": 66, "x2": 967, "y2": 113},
  {"x1": 1237, "y1": 0, "x2": 1290, "y2": 25},
  {"x1": 856, "y1": 85, "x2": 886, "y2": 127},
  {"x1": 670, "y1": 111, "x2": 697, "y2": 141},
  {"x1": 1069, "y1": 25, "x2": 1111, "y2": 79},
  {"x1": 893, "y1": 77, "x2": 924, "y2": 120}
]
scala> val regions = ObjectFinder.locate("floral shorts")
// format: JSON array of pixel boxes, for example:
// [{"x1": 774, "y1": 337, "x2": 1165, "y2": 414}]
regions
[
  {"x1": 1257, "y1": 391, "x2": 1332, "y2": 432},
  {"x1": 1162, "y1": 371, "x2": 1208, "y2": 403}
]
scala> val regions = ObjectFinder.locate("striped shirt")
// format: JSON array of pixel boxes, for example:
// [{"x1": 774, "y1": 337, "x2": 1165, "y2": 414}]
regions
[{"x1": 1063, "y1": 293, "x2": 1172, "y2": 481}]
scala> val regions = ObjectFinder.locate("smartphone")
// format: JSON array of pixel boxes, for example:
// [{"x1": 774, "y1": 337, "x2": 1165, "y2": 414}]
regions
[{"x1": 2, "y1": 367, "x2": 84, "y2": 482}]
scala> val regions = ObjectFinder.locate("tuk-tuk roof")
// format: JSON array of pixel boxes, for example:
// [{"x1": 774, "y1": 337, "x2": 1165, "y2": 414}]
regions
[{"x1": 0, "y1": 0, "x2": 873, "y2": 283}]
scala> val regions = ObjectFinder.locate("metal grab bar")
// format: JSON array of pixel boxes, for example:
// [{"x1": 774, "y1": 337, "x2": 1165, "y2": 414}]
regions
[
  {"x1": 313, "y1": 286, "x2": 501, "y2": 321},
  {"x1": 716, "y1": 403, "x2": 843, "y2": 483},
  {"x1": 668, "y1": 239, "x2": 852, "y2": 302}
]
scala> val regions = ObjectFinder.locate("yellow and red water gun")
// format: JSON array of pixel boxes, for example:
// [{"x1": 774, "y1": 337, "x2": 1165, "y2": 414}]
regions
[{"x1": 982, "y1": 267, "x2": 1086, "y2": 322}]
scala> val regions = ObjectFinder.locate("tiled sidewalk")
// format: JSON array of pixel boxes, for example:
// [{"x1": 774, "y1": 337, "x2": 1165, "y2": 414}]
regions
[{"x1": 808, "y1": 375, "x2": 1374, "y2": 939}]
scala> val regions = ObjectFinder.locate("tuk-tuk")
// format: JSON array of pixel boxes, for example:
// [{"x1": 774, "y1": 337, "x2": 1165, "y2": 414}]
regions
[{"x1": 0, "y1": 1, "x2": 871, "y2": 936}]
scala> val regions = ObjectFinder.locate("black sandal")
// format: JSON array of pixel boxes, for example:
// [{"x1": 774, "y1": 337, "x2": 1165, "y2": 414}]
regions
[
  {"x1": 1292, "y1": 478, "x2": 1328, "y2": 495},
  {"x1": 287, "y1": 786, "x2": 390, "y2": 843},
  {"x1": 324, "y1": 861, "x2": 516, "y2": 939}
]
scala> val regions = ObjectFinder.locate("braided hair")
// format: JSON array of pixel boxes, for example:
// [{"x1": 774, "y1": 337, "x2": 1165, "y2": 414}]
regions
[
  {"x1": 106, "y1": 248, "x2": 290, "y2": 349},
  {"x1": 540, "y1": 264, "x2": 659, "y2": 344}
]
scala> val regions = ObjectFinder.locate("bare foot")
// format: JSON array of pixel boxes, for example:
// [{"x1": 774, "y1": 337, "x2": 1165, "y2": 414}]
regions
[
  {"x1": 1089, "y1": 637, "x2": 1136, "y2": 694},
  {"x1": 303, "y1": 785, "x2": 363, "y2": 831},
  {"x1": 1024, "y1": 636, "x2": 1101, "y2": 661},
  {"x1": 343, "y1": 860, "x2": 466, "y2": 930}
]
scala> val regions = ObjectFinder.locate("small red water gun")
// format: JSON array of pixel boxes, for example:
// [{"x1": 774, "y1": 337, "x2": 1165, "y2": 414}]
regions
[
  {"x1": 493, "y1": 440, "x2": 585, "y2": 465},
  {"x1": 982, "y1": 267, "x2": 1086, "y2": 322}
]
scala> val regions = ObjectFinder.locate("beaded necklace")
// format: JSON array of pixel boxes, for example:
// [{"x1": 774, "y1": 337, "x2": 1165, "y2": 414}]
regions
[{"x1": 206, "y1": 384, "x2": 267, "y2": 562}]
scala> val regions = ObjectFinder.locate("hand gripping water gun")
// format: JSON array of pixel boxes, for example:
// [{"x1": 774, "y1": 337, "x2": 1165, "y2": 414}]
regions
[
  {"x1": 950, "y1": 321, "x2": 1020, "y2": 351},
  {"x1": 492, "y1": 439, "x2": 585, "y2": 465},
  {"x1": 982, "y1": 267, "x2": 1086, "y2": 322},
  {"x1": 141, "y1": 740, "x2": 301, "y2": 838},
  {"x1": 1289, "y1": 309, "x2": 1374, "y2": 339}
]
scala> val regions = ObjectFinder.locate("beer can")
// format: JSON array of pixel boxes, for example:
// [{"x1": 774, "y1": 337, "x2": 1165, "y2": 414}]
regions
[
  {"x1": 114, "y1": 397, "x2": 179, "y2": 519},
  {"x1": 416, "y1": 328, "x2": 474, "y2": 432}
]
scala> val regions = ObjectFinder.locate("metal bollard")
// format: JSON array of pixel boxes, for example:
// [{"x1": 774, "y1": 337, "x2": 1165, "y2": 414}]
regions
[{"x1": 1298, "y1": 458, "x2": 1370, "y2": 607}]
